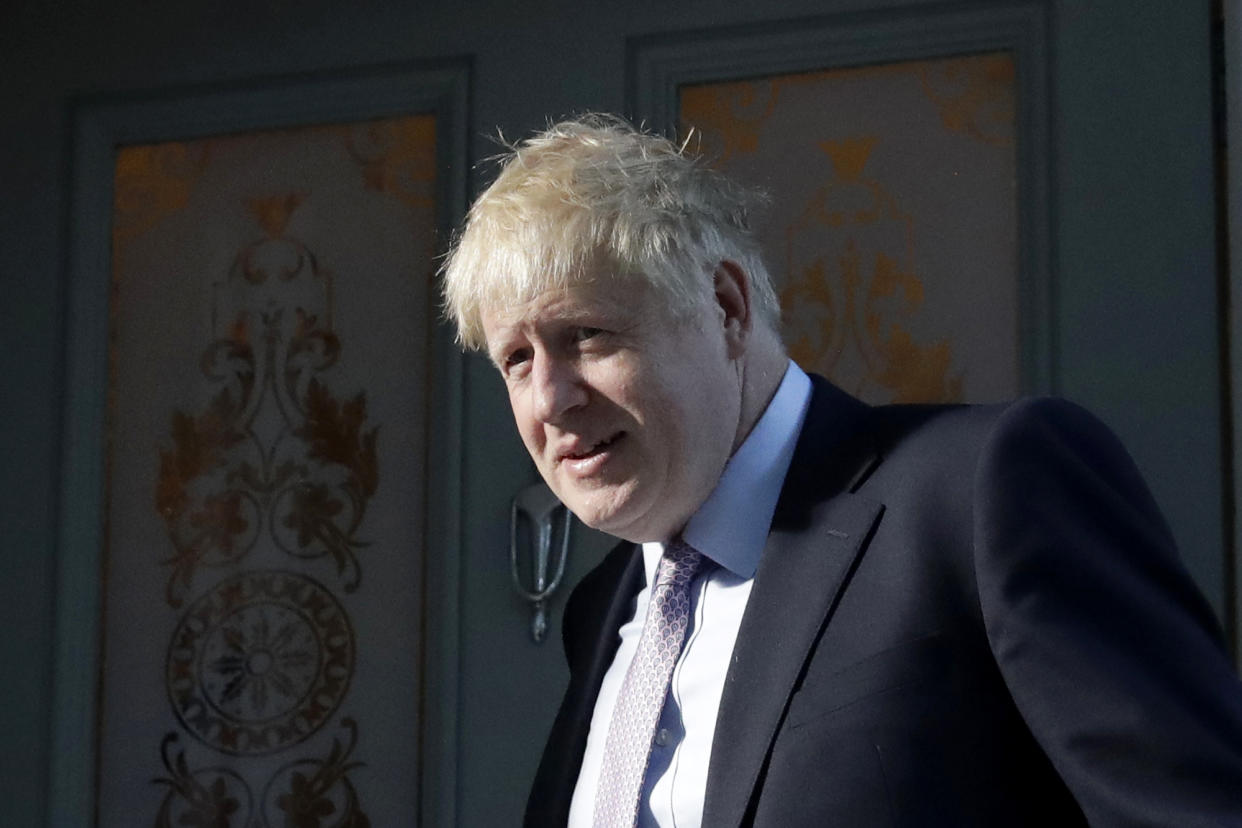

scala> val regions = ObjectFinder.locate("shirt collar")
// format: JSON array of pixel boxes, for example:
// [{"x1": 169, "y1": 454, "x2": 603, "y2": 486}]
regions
[{"x1": 641, "y1": 360, "x2": 812, "y2": 582}]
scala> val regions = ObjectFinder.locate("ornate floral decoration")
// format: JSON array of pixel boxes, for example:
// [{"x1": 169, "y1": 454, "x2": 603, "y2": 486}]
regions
[
  {"x1": 106, "y1": 113, "x2": 440, "y2": 823},
  {"x1": 111, "y1": 142, "x2": 210, "y2": 268},
  {"x1": 339, "y1": 115, "x2": 438, "y2": 214},
  {"x1": 918, "y1": 53, "x2": 1016, "y2": 147},
  {"x1": 682, "y1": 53, "x2": 1014, "y2": 169},
  {"x1": 782, "y1": 137, "x2": 962, "y2": 403},
  {"x1": 153, "y1": 733, "x2": 254, "y2": 828},
  {"x1": 154, "y1": 720, "x2": 370, "y2": 828},
  {"x1": 167, "y1": 570, "x2": 355, "y2": 756},
  {"x1": 680, "y1": 54, "x2": 1020, "y2": 404},
  {"x1": 680, "y1": 80, "x2": 777, "y2": 163},
  {"x1": 262, "y1": 718, "x2": 371, "y2": 828},
  {"x1": 155, "y1": 193, "x2": 378, "y2": 607}
]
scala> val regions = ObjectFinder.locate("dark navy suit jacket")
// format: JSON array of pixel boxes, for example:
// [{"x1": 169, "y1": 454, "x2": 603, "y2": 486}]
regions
[{"x1": 526, "y1": 376, "x2": 1242, "y2": 826}]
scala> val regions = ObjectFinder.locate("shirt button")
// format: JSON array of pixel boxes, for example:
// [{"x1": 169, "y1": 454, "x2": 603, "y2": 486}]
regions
[{"x1": 655, "y1": 728, "x2": 671, "y2": 747}]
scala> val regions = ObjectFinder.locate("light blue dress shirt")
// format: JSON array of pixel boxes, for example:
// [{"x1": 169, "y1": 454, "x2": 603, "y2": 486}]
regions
[{"x1": 567, "y1": 361, "x2": 812, "y2": 828}]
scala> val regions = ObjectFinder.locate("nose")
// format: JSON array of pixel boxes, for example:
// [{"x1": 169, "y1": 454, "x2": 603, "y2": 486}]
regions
[{"x1": 531, "y1": 352, "x2": 588, "y2": 423}]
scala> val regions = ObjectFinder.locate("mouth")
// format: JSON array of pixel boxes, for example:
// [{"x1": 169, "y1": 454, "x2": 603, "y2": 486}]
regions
[{"x1": 559, "y1": 432, "x2": 624, "y2": 465}]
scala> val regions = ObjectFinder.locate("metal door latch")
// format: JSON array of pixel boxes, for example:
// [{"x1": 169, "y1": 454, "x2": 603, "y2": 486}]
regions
[{"x1": 510, "y1": 481, "x2": 571, "y2": 643}]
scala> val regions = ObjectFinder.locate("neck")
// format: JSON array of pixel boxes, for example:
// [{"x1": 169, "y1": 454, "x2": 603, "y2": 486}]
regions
[{"x1": 731, "y1": 329, "x2": 788, "y2": 453}]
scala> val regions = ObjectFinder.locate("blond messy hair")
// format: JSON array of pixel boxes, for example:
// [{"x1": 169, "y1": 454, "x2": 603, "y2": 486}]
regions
[{"x1": 440, "y1": 113, "x2": 778, "y2": 350}]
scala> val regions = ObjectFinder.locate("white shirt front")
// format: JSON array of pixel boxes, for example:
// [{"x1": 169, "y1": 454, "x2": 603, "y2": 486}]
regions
[{"x1": 567, "y1": 361, "x2": 812, "y2": 828}]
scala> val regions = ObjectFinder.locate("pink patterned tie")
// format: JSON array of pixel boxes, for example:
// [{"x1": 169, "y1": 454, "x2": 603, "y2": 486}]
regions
[{"x1": 593, "y1": 540, "x2": 704, "y2": 827}]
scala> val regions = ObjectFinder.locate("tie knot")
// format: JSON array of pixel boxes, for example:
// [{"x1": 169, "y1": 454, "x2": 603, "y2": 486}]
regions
[{"x1": 655, "y1": 540, "x2": 703, "y2": 591}]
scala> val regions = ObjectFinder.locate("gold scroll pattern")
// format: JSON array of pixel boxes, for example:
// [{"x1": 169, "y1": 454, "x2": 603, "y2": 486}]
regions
[
  {"x1": 109, "y1": 113, "x2": 435, "y2": 825},
  {"x1": 154, "y1": 191, "x2": 377, "y2": 607},
  {"x1": 918, "y1": 54, "x2": 1015, "y2": 147},
  {"x1": 339, "y1": 116, "x2": 438, "y2": 213},
  {"x1": 153, "y1": 719, "x2": 371, "y2": 828},
  {"x1": 680, "y1": 53, "x2": 1015, "y2": 162},
  {"x1": 782, "y1": 138, "x2": 961, "y2": 403},
  {"x1": 111, "y1": 143, "x2": 211, "y2": 267},
  {"x1": 681, "y1": 53, "x2": 1015, "y2": 403},
  {"x1": 678, "y1": 82, "x2": 778, "y2": 164}
]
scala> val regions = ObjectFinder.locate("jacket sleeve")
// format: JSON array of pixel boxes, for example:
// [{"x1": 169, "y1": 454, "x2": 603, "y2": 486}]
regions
[{"x1": 973, "y1": 397, "x2": 1242, "y2": 826}]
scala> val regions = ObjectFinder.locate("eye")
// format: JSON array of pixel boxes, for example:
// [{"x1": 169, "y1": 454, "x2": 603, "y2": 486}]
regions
[
  {"x1": 572, "y1": 327, "x2": 604, "y2": 343},
  {"x1": 501, "y1": 346, "x2": 532, "y2": 374}
]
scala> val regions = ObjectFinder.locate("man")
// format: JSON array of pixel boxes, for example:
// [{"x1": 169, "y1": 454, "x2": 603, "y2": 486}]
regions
[{"x1": 442, "y1": 114, "x2": 1242, "y2": 826}]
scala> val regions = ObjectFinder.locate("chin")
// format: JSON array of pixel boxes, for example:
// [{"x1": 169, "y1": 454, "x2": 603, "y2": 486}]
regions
[
  {"x1": 565, "y1": 487, "x2": 658, "y2": 542},
  {"x1": 567, "y1": 501, "x2": 635, "y2": 535}
]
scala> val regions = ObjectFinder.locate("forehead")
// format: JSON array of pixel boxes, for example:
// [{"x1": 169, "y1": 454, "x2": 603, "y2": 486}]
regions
[{"x1": 482, "y1": 275, "x2": 650, "y2": 338}]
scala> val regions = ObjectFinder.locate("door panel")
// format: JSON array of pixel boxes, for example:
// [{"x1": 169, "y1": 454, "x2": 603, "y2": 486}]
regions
[{"x1": 51, "y1": 67, "x2": 469, "y2": 827}]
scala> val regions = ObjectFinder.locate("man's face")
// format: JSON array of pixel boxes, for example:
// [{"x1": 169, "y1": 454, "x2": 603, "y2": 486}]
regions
[{"x1": 481, "y1": 274, "x2": 743, "y2": 543}]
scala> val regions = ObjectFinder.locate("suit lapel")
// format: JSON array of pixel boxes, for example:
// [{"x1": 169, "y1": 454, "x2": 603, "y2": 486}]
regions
[
  {"x1": 703, "y1": 376, "x2": 884, "y2": 827},
  {"x1": 574, "y1": 542, "x2": 646, "y2": 697},
  {"x1": 526, "y1": 541, "x2": 643, "y2": 827}
]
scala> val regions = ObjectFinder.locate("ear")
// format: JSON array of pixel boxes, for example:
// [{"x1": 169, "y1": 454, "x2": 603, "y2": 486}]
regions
[{"x1": 713, "y1": 260, "x2": 753, "y2": 359}]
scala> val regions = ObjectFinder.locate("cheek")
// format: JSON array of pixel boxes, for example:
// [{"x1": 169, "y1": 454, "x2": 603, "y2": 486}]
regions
[
  {"x1": 509, "y1": 391, "x2": 544, "y2": 448},
  {"x1": 641, "y1": 389, "x2": 702, "y2": 468}
]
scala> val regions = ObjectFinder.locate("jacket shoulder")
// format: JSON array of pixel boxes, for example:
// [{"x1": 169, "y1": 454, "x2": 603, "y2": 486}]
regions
[{"x1": 865, "y1": 396, "x2": 1108, "y2": 473}]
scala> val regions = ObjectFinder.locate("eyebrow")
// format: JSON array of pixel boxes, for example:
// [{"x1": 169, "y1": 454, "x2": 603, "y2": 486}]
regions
[
  {"x1": 485, "y1": 343, "x2": 511, "y2": 368},
  {"x1": 481, "y1": 327, "x2": 512, "y2": 366}
]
